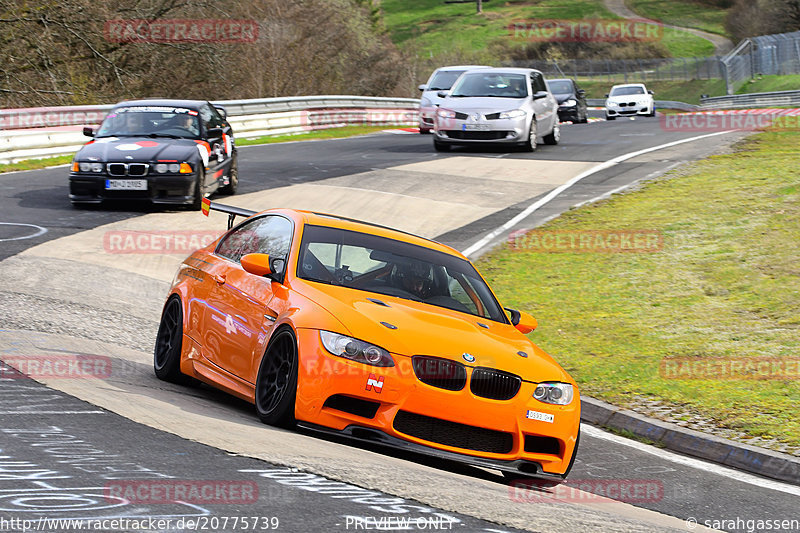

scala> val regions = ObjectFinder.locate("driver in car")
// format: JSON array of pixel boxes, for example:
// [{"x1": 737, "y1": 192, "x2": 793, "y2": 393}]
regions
[{"x1": 396, "y1": 260, "x2": 433, "y2": 299}]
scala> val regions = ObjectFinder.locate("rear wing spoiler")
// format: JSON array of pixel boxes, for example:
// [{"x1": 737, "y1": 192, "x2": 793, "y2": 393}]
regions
[{"x1": 201, "y1": 198, "x2": 257, "y2": 229}]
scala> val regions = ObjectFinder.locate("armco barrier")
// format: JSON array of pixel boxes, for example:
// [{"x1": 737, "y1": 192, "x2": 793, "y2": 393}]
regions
[
  {"x1": 700, "y1": 89, "x2": 800, "y2": 109},
  {"x1": 0, "y1": 96, "x2": 419, "y2": 164}
]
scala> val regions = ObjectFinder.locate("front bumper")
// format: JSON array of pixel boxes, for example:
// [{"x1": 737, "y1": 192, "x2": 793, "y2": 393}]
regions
[
  {"x1": 433, "y1": 115, "x2": 529, "y2": 145},
  {"x1": 557, "y1": 105, "x2": 580, "y2": 122},
  {"x1": 606, "y1": 102, "x2": 651, "y2": 117},
  {"x1": 69, "y1": 172, "x2": 198, "y2": 204},
  {"x1": 294, "y1": 329, "x2": 580, "y2": 477},
  {"x1": 419, "y1": 106, "x2": 436, "y2": 131}
]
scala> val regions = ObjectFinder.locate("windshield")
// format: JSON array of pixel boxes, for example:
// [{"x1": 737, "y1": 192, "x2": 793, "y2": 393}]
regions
[
  {"x1": 428, "y1": 70, "x2": 468, "y2": 91},
  {"x1": 297, "y1": 225, "x2": 508, "y2": 323},
  {"x1": 547, "y1": 80, "x2": 573, "y2": 94},
  {"x1": 96, "y1": 106, "x2": 201, "y2": 138},
  {"x1": 451, "y1": 73, "x2": 528, "y2": 98},
  {"x1": 610, "y1": 86, "x2": 645, "y2": 96}
]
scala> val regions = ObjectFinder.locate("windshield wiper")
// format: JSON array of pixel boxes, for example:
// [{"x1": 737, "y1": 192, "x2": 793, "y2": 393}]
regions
[{"x1": 147, "y1": 133, "x2": 181, "y2": 139}]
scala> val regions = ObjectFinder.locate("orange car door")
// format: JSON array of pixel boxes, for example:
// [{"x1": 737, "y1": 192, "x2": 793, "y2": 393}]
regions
[{"x1": 202, "y1": 215, "x2": 294, "y2": 382}]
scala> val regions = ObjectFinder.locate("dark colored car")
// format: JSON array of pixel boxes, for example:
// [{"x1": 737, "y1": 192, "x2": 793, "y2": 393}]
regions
[
  {"x1": 69, "y1": 99, "x2": 237, "y2": 208},
  {"x1": 546, "y1": 79, "x2": 588, "y2": 124}
]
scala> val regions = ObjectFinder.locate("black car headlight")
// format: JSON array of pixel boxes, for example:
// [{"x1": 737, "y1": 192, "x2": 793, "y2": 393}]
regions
[
  {"x1": 319, "y1": 331, "x2": 394, "y2": 367},
  {"x1": 75, "y1": 162, "x2": 103, "y2": 173},
  {"x1": 533, "y1": 382, "x2": 574, "y2": 405}
]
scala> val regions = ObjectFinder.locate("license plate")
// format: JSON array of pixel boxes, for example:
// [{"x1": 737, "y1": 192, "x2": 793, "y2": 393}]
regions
[
  {"x1": 526, "y1": 410, "x2": 554, "y2": 423},
  {"x1": 463, "y1": 124, "x2": 490, "y2": 131},
  {"x1": 105, "y1": 179, "x2": 147, "y2": 191}
]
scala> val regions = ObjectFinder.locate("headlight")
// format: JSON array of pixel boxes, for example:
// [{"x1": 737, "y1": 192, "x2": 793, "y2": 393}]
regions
[
  {"x1": 155, "y1": 163, "x2": 183, "y2": 173},
  {"x1": 563, "y1": 99, "x2": 577, "y2": 107},
  {"x1": 436, "y1": 108, "x2": 456, "y2": 119},
  {"x1": 499, "y1": 109, "x2": 526, "y2": 119},
  {"x1": 319, "y1": 331, "x2": 395, "y2": 367},
  {"x1": 533, "y1": 382, "x2": 574, "y2": 405},
  {"x1": 78, "y1": 162, "x2": 103, "y2": 173}
]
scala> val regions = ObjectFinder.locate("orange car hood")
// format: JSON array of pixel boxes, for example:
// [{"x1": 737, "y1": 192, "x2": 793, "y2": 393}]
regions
[{"x1": 295, "y1": 281, "x2": 568, "y2": 382}]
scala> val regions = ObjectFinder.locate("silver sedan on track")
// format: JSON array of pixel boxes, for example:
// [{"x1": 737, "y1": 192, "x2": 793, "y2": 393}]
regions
[{"x1": 432, "y1": 68, "x2": 560, "y2": 152}]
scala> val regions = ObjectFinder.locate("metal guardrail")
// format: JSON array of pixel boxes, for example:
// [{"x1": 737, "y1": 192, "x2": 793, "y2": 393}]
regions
[
  {"x1": 700, "y1": 90, "x2": 800, "y2": 109},
  {"x1": 0, "y1": 96, "x2": 419, "y2": 164}
]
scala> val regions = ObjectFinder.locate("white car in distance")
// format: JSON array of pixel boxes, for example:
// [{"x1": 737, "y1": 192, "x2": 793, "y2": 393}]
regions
[{"x1": 605, "y1": 83, "x2": 655, "y2": 120}]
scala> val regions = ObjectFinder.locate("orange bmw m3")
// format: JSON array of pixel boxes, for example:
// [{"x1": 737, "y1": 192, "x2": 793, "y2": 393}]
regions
[{"x1": 155, "y1": 200, "x2": 580, "y2": 484}]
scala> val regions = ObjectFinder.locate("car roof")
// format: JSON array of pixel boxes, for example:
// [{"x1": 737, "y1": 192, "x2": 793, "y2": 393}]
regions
[
  {"x1": 272, "y1": 209, "x2": 465, "y2": 259},
  {"x1": 610, "y1": 83, "x2": 647, "y2": 88},
  {"x1": 462, "y1": 67, "x2": 540, "y2": 76},
  {"x1": 112, "y1": 99, "x2": 208, "y2": 110},
  {"x1": 433, "y1": 65, "x2": 491, "y2": 72}
]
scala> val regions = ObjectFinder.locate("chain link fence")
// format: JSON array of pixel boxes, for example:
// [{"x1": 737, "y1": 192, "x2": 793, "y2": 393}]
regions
[
  {"x1": 722, "y1": 31, "x2": 800, "y2": 94},
  {"x1": 505, "y1": 30, "x2": 800, "y2": 93},
  {"x1": 507, "y1": 57, "x2": 724, "y2": 83}
]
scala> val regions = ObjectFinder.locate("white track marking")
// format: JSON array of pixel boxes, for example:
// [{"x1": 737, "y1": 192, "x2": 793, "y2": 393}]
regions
[
  {"x1": 0, "y1": 222, "x2": 48, "y2": 242},
  {"x1": 461, "y1": 130, "x2": 735, "y2": 257},
  {"x1": 581, "y1": 424, "x2": 800, "y2": 497}
]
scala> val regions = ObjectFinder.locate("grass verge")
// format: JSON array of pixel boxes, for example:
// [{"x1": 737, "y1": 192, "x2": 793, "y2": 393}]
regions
[
  {"x1": 627, "y1": 0, "x2": 730, "y2": 37},
  {"x1": 0, "y1": 155, "x2": 73, "y2": 174},
  {"x1": 236, "y1": 125, "x2": 397, "y2": 146},
  {"x1": 382, "y1": 0, "x2": 713, "y2": 62},
  {"x1": 477, "y1": 129, "x2": 800, "y2": 449}
]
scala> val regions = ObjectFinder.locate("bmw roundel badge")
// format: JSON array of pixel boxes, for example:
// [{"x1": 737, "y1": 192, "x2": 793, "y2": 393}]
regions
[{"x1": 462, "y1": 353, "x2": 476, "y2": 363}]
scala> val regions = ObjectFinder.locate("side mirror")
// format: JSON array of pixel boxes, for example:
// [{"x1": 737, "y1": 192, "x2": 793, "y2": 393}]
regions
[
  {"x1": 214, "y1": 106, "x2": 228, "y2": 119},
  {"x1": 241, "y1": 253, "x2": 272, "y2": 278},
  {"x1": 648, "y1": 90, "x2": 654, "y2": 95},
  {"x1": 577, "y1": 89, "x2": 586, "y2": 97},
  {"x1": 418, "y1": 84, "x2": 428, "y2": 91},
  {"x1": 436, "y1": 90, "x2": 449, "y2": 98},
  {"x1": 505, "y1": 307, "x2": 538, "y2": 334},
  {"x1": 207, "y1": 127, "x2": 224, "y2": 139},
  {"x1": 533, "y1": 91, "x2": 549, "y2": 100},
  {"x1": 83, "y1": 126, "x2": 95, "y2": 138},
  {"x1": 604, "y1": 93, "x2": 609, "y2": 98}
]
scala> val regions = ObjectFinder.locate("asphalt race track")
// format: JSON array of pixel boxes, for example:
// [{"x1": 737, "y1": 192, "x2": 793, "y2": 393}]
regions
[{"x1": 1, "y1": 114, "x2": 798, "y2": 533}]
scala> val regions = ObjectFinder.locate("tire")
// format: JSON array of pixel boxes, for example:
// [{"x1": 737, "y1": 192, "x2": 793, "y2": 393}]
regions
[
  {"x1": 605, "y1": 113, "x2": 616, "y2": 121},
  {"x1": 218, "y1": 154, "x2": 238, "y2": 195},
  {"x1": 190, "y1": 170, "x2": 205, "y2": 210},
  {"x1": 649, "y1": 108, "x2": 656, "y2": 117},
  {"x1": 503, "y1": 432, "x2": 580, "y2": 488},
  {"x1": 580, "y1": 109, "x2": 589, "y2": 123},
  {"x1": 255, "y1": 328, "x2": 298, "y2": 428},
  {"x1": 154, "y1": 296, "x2": 189, "y2": 383},
  {"x1": 433, "y1": 139, "x2": 451, "y2": 152},
  {"x1": 522, "y1": 118, "x2": 538, "y2": 152},
  {"x1": 543, "y1": 121, "x2": 560, "y2": 145}
]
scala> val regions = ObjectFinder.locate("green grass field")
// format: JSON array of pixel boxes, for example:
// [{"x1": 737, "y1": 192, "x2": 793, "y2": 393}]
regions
[
  {"x1": 383, "y1": 0, "x2": 714, "y2": 62},
  {"x1": 628, "y1": 0, "x2": 730, "y2": 37},
  {"x1": 478, "y1": 129, "x2": 800, "y2": 450}
]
